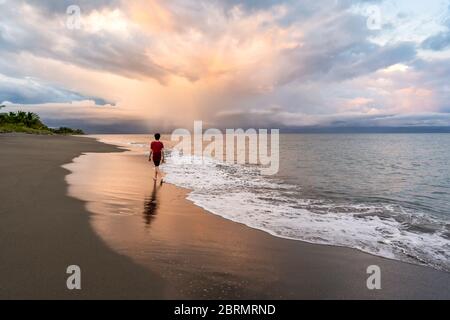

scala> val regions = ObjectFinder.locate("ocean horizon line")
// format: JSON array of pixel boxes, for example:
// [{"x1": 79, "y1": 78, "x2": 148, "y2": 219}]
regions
[{"x1": 83, "y1": 127, "x2": 450, "y2": 135}]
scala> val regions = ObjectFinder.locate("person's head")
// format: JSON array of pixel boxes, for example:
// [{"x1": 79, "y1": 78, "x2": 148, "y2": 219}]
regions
[{"x1": 154, "y1": 133, "x2": 161, "y2": 141}]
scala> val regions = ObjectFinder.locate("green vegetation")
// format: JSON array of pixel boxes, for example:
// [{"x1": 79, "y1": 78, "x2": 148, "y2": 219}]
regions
[
  {"x1": 0, "y1": 110, "x2": 84, "y2": 135},
  {"x1": 52, "y1": 127, "x2": 84, "y2": 135}
]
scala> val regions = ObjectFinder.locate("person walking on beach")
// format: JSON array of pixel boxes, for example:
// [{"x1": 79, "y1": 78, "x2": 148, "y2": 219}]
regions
[{"x1": 149, "y1": 133, "x2": 165, "y2": 181}]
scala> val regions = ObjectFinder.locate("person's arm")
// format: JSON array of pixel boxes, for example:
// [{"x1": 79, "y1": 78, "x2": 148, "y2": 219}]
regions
[
  {"x1": 149, "y1": 150, "x2": 153, "y2": 162},
  {"x1": 162, "y1": 149, "x2": 165, "y2": 163}
]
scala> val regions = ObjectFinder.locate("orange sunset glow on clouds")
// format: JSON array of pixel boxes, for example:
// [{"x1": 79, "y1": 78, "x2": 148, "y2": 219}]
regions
[{"x1": 1, "y1": 0, "x2": 450, "y2": 132}]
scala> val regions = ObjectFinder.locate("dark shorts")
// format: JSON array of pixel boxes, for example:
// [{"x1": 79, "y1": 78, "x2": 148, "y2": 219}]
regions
[{"x1": 153, "y1": 153, "x2": 161, "y2": 167}]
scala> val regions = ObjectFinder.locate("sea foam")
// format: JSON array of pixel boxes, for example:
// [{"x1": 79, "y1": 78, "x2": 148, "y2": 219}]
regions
[{"x1": 163, "y1": 152, "x2": 450, "y2": 272}]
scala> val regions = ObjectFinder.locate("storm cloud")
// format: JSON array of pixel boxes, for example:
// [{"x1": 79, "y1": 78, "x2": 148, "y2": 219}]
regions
[{"x1": 1, "y1": 0, "x2": 450, "y2": 132}]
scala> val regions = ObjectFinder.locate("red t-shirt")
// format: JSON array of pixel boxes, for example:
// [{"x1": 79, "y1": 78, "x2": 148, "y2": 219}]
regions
[{"x1": 151, "y1": 141, "x2": 164, "y2": 155}]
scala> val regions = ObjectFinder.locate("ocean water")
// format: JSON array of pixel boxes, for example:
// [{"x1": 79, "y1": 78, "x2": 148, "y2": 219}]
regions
[{"x1": 86, "y1": 134, "x2": 450, "y2": 271}]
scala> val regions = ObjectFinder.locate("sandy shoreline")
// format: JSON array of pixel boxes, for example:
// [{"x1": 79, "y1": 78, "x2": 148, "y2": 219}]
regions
[
  {"x1": 0, "y1": 134, "x2": 164, "y2": 299},
  {"x1": 0, "y1": 133, "x2": 449, "y2": 299}
]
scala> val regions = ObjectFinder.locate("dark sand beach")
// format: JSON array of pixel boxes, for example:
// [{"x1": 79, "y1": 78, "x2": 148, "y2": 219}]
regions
[
  {"x1": 0, "y1": 134, "x2": 163, "y2": 299},
  {"x1": 0, "y1": 134, "x2": 449, "y2": 299}
]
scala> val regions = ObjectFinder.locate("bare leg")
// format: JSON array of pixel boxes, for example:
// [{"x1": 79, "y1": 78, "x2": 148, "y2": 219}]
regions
[{"x1": 155, "y1": 166, "x2": 161, "y2": 181}]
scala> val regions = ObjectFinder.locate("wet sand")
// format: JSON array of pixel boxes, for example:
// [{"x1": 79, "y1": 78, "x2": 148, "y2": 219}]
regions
[
  {"x1": 0, "y1": 134, "x2": 449, "y2": 299},
  {"x1": 0, "y1": 134, "x2": 164, "y2": 299},
  {"x1": 81, "y1": 171, "x2": 450, "y2": 299}
]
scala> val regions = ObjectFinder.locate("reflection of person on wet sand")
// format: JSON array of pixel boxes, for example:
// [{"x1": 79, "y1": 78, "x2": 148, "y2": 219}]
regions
[{"x1": 143, "y1": 180, "x2": 160, "y2": 226}]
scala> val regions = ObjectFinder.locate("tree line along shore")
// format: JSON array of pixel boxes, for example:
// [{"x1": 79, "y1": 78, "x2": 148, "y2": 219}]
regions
[{"x1": 0, "y1": 106, "x2": 84, "y2": 135}]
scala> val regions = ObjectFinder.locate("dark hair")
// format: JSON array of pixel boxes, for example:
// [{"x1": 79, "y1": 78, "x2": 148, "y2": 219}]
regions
[{"x1": 154, "y1": 133, "x2": 161, "y2": 140}]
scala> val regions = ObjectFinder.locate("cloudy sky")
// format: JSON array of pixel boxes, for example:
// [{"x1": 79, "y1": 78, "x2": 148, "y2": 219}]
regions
[{"x1": 1, "y1": 0, "x2": 450, "y2": 132}]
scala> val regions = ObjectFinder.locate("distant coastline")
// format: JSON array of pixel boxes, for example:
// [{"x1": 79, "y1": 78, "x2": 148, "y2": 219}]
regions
[
  {"x1": 0, "y1": 107, "x2": 84, "y2": 135},
  {"x1": 60, "y1": 127, "x2": 450, "y2": 135},
  {"x1": 279, "y1": 126, "x2": 450, "y2": 134}
]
